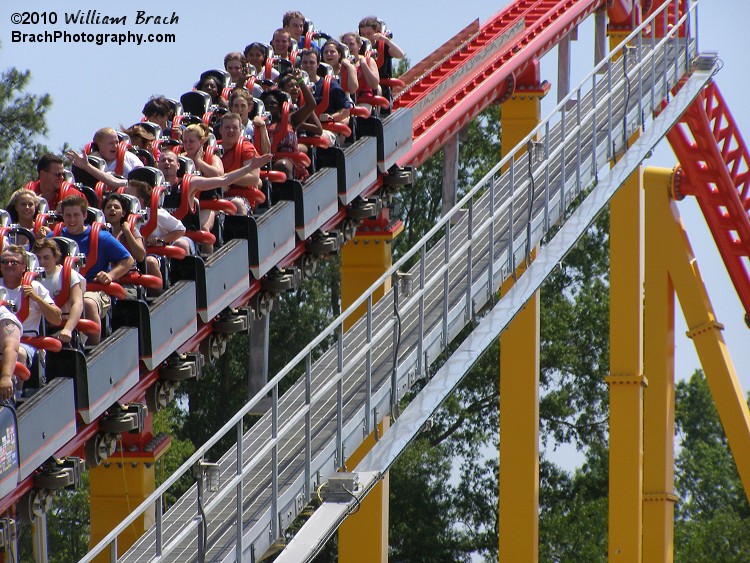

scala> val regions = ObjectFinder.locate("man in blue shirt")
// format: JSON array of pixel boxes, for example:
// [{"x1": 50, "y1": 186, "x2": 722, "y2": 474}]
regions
[
  {"x1": 299, "y1": 49, "x2": 352, "y2": 124},
  {"x1": 58, "y1": 195, "x2": 134, "y2": 344}
]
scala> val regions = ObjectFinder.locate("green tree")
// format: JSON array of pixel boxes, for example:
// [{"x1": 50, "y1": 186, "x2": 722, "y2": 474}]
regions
[
  {"x1": 384, "y1": 210, "x2": 612, "y2": 562},
  {"x1": 393, "y1": 104, "x2": 501, "y2": 260},
  {"x1": 674, "y1": 370, "x2": 750, "y2": 561},
  {"x1": 0, "y1": 43, "x2": 52, "y2": 198},
  {"x1": 179, "y1": 257, "x2": 339, "y2": 454}
]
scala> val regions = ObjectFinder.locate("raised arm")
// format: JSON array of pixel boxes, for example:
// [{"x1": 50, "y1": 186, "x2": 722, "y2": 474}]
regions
[
  {"x1": 252, "y1": 117, "x2": 272, "y2": 155},
  {"x1": 291, "y1": 74, "x2": 318, "y2": 130},
  {"x1": 65, "y1": 149, "x2": 127, "y2": 189},
  {"x1": 359, "y1": 55, "x2": 380, "y2": 90},
  {"x1": 341, "y1": 58, "x2": 360, "y2": 93},
  {"x1": 188, "y1": 154, "x2": 273, "y2": 195},
  {"x1": 189, "y1": 149, "x2": 224, "y2": 178},
  {"x1": 374, "y1": 32, "x2": 405, "y2": 59}
]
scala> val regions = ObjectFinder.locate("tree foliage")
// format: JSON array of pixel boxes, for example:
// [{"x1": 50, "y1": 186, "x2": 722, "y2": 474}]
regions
[
  {"x1": 24, "y1": 46, "x2": 750, "y2": 563},
  {"x1": 674, "y1": 370, "x2": 750, "y2": 561},
  {"x1": 0, "y1": 44, "x2": 52, "y2": 198}
]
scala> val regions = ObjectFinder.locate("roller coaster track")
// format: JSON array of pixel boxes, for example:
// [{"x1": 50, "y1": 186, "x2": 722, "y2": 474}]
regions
[
  {"x1": 5, "y1": 0, "x2": 615, "y2": 519},
  {"x1": 79, "y1": 1, "x2": 723, "y2": 560},
  {"x1": 667, "y1": 80, "x2": 750, "y2": 321},
  {"x1": 395, "y1": 0, "x2": 607, "y2": 167}
]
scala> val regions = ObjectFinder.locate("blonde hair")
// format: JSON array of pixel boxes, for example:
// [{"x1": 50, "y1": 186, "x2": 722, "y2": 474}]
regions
[
  {"x1": 7, "y1": 189, "x2": 39, "y2": 223},
  {"x1": 184, "y1": 122, "x2": 211, "y2": 144},
  {"x1": 93, "y1": 127, "x2": 118, "y2": 145}
]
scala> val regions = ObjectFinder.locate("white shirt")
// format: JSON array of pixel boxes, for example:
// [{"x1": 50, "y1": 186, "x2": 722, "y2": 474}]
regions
[
  {"x1": 152, "y1": 209, "x2": 186, "y2": 240},
  {"x1": 38, "y1": 266, "x2": 85, "y2": 315},
  {"x1": 0, "y1": 307, "x2": 21, "y2": 332},
  {"x1": 0, "y1": 279, "x2": 55, "y2": 335},
  {"x1": 104, "y1": 151, "x2": 143, "y2": 177}
]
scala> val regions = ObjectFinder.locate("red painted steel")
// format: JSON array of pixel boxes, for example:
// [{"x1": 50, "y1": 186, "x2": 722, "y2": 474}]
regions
[
  {"x1": 397, "y1": 0, "x2": 605, "y2": 167},
  {"x1": 667, "y1": 81, "x2": 750, "y2": 318},
  {"x1": 7, "y1": 0, "x2": 703, "y2": 519}
]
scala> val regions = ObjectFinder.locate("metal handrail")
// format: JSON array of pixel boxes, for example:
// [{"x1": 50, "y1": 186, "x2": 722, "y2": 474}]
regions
[{"x1": 82, "y1": 1, "x2": 698, "y2": 560}]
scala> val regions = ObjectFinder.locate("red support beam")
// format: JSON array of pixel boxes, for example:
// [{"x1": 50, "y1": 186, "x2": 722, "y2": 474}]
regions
[{"x1": 667, "y1": 81, "x2": 750, "y2": 319}]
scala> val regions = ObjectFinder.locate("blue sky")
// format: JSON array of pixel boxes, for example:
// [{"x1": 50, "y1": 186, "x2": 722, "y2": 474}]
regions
[{"x1": 2, "y1": 0, "x2": 749, "y2": 397}]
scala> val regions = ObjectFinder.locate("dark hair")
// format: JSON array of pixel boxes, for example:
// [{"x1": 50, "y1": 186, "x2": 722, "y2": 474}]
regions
[
  {"x1": 322, "y1": 40, "x2": 346, "y2": 63},
  {"x1": 126, "y1": 179, "x2": 152, "y2": 202},
  {"x1": 122, "y1": 124, "x2": 155, "y2": 143},
  {"x1": 282, "y1": 10, "x2": 305, "y2": 28},
  {"x1": 36, "y1": 154, "x2": 64, "y2": 174},
  {"x1": 259, "y1": 89, "x2": 289, "y2": 108},
  {"x1": 358, "y1": 16, "x2": 381, "y2": 31},
  {"x1": 102, "y1": 192, "x2": 132, "y2": 222},
  {"x1": 142, "y1": 96, "x2": 173, "y2": 119},
  {"x1": 32, "y1": 237, "x2": 61, "y2": 259},
  {"x1": 59, "y1": 194, "x2": 88, "y2": 214},
  {"x1": 299, "y1": 48, "x2": 319, "y2": 65},
  {"x1": 244, "y1": 42, "x2": 269, "y2": 60},
  {"x1": 277, "y1": 72, "x2": 297, "y2": 90},
  {"x1": 197, "y1": 76, "x2": 220, "y2": 102}
]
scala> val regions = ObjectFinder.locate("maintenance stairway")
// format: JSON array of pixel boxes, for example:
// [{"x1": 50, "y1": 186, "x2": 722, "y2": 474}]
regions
[{"x1": 85, "y1": 3, "x2": 708, "y2": 561}]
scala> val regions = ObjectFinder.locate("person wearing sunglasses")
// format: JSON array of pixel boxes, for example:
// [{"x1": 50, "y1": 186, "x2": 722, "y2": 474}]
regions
[
  {"x1": 0, "y1": 246, "x2": 61, "y2": 337},
  {"x1": 0, "y1": 245, "x2": 62, "y2": 377},
  {"x1": 25, "y1": 154, "x2": 84, "y2": 211}
]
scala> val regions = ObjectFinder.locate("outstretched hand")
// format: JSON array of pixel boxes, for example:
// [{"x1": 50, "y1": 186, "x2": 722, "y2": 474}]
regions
[
  {"x1": 246, "y1": 153, "x2": 273, "y2": 171},
  {"x1": 65, "y1": 149, "x2": 88, "y2": 168}
]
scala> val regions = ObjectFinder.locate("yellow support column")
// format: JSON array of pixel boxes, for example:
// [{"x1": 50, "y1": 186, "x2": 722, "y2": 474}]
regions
[
  {"x1": 607, "y1": 165, "x2": 646, "y2": 561},
  {"x1": 341, "y1": 224, "x2": 403, "y2": 332},
  {"x1": 498, "y1": 63, "x2": 547, "y2": 561},
  {"x1": 88, "y1": 430, "x2": 170, "y2": 561},
  {"x1": 651, "y1": 168, "x2": 750, "y2": 500},
  {"x1": 339, "y1": 219, "x2": 401, "y2": 561},
  {"x1": 642, "y1": 167, "x2": 679, "y2": 561},
  {"x1": 500, "y1": 71, "x2": 549, "y2": 168},
  {"x1": 338, "y1": 417, "x2": 390, "y2": 562},
  {"x1": 499, "y1": 271, "x2": 539, "y2": 562}
]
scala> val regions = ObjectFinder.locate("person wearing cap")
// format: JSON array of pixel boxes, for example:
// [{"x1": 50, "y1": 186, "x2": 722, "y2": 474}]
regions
[{"x1": 122, "y1": 124, "x2": 156, "y2": 150}]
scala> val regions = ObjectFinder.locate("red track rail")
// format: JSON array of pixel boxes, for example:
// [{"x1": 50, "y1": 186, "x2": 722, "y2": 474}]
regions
[
  {"x1": 396, "y1": 0, "x2": 605, "y2": 167},
  {"x1": 3, "y1": 0, "x2": 644, "y2": 517},
  {"x1": 668, "y1": 81, "x2": 750, "y2": 319}
]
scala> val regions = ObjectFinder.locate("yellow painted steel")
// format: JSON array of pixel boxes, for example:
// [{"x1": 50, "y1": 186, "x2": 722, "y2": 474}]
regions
[
  {"x1": 499, "y1": 283, "x2": 540, "y2": 562},
  {"x1": 607, "y1": 165, "x2": 646, "y2": 561},
  {"x1": 608, "y1": 32, "x2": 631, "y2": 61},
  {"x1": 89, "y1": 460, "x2": 158, "y2": 561},
  {"x1": 498, "y1": 87, "x2": 544, "y2": 560},
  {"x1": 501, "y1": 94, "x2": 544, "y2": 171},
  {"x1": 341, "y1": 224, "x2": 403, "y2": 332},
  {"x1": 648, "y1": 168, "x2": 750, "y2": 501},
  {"x1": 643, "y1": 167, "x2": 678, "y2": 561},
  {"x1": 339, "y1": 219, "x2": 401, "y2": 557},
  {"x1": 339, "y1": 417, "x2": 391, "y2": 563}
]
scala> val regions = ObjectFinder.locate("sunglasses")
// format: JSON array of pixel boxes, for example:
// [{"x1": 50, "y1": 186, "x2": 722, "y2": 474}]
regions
[
  {"x1": 0, "y1": 260, "x2": 22, "y2": 266},
  {"x1": 45, "y1": 170, "x2": 66, "y2": 178}
]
